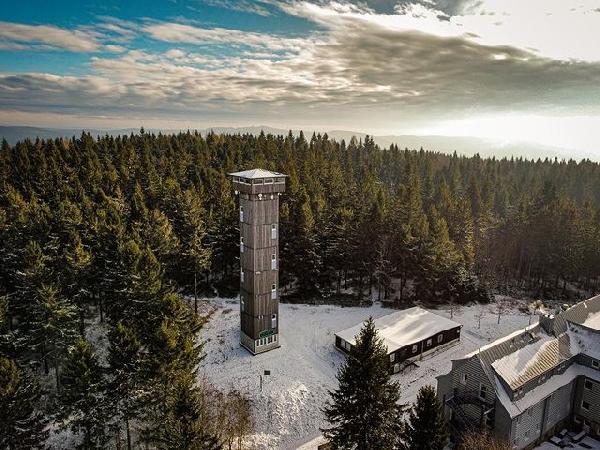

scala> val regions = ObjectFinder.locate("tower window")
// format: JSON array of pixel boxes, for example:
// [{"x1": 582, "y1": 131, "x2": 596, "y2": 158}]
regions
[
  {"x1": 271, "y1": 284, "x2": 276, "y2": 299},
  {"x1": 271, "y1": 254, "x2": 277, "y2": 269},
  {"x1": 272, "y1": 314, "x2": 277, "y2": 328},
  {"x1": 240, "y1": 206, "x2": 244, "y2": 222},
  {"x1": 241, "y1": 270, "x2": 244, "y2": 283},
  {"x1": 271, "y1": 224, "x2": 277, "y2": 239},
  {"x1": 240, "y1": 237, "x2": 244, "y2": 253}
]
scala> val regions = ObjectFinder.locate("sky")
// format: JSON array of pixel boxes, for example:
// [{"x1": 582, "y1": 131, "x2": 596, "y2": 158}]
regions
[{"x1": 1, "y1": 0, "x2": 600, "y2": 154}]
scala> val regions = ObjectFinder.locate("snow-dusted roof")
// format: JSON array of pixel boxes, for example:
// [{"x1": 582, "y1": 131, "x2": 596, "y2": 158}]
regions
[
  {"x1": 491, "y1": 333, "x2": 570, "y2": 390},
  {"x1": 335, "y1": 307, "x2": 462, "y2": 353},
  {"x1": 567, "y1": 321, "x2": 600, "y2": 361},
  {"x1": 582, "y1": 310, "x2": 600, "y2": 330},
  {"x1": 494, "y1": 364, "x2": 600, "y2": 418},
  {"x1": 228, "y1": 168, "x2": 287, "y2": 179}
]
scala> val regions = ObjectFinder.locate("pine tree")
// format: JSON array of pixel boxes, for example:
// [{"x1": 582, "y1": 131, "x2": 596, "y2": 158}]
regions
[
  {"x1": 152, "y1": 375, "x2": 221, "y2": 450},
  {"x1": 60, "y1": 338, "x2": 108, "y2": 449},
  {"x1": 401, "y1": 385, "x2": 448, "y2": 450},
  {"x1": 0, "y1": 357, "x2": 48, "y2": 449},
  {"x1": 37, "y1": 283, "x2": 79, "y2": 390},
  {"x1": 107, "y1": 322, "x2": 144, "y2": 450},
  {"x1": 322, "y1": 317, "x2": 403, "y2": 450}
]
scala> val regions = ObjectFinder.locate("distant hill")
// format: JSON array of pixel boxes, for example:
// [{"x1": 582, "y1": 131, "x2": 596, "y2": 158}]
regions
[{"x1": 1, "y1": 125, "x2": 596, "y2": 162}]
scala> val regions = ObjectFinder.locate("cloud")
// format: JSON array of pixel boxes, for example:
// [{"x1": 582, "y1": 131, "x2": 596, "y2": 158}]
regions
[
  {"x1": 143, "y1": 21, "x2": 309, "y2": 52},
  {"x1": 0, "y1": 21, "x2": 102, "y2": 52},
  {"x1": 201, "y1": 0, "x2": 273, "y2": 16},
  {"x1": 0, "y1": 19, "x2": 133, "y2": 53},
  {"x1": 1, "y1": 0, "x2": 600, "y2": 145},
  {"x1": 281, "y1": 0, "x2": 600, "y2": 62}
]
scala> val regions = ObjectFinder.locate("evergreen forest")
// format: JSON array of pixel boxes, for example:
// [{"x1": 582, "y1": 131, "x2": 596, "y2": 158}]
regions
[{"x1": 1, "y1": 130, "x2": 599, "y2": 447}]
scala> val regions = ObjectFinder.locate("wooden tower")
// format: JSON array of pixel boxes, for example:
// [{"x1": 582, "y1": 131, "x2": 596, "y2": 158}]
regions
[{"x1": 229, "y1": 169, "x2": 287, "y2": 355}]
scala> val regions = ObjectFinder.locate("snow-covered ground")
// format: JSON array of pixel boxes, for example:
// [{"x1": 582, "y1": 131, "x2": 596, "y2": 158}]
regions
[{"x1": 199, "y1": 296, "x2": 537, "y2": 450}]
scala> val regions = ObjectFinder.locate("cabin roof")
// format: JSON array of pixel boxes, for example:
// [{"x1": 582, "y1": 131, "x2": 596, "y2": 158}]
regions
[
  {"x1": 228, "y1": 168, "x2": 287, "y2": 179},
  {"x1": 335, "y1": 307, "x2": 461, "y2": 353}
]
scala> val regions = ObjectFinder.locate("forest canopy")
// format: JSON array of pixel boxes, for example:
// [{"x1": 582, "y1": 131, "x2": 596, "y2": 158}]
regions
[{"x1": 1, "y1": 129, "x2": 599, "y2": 446}]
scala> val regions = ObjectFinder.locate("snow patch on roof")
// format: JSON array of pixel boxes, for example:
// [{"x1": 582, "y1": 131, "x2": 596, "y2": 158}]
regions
[
  {"x1": 228, "y1": 168, "x2": 286, "y2": 179},
  {"x1": 583, "y1": 310, "x2": 600, "y2": 330},
  {"x1": 567, "y1": 322, "x2": 600, "y2": 361},
  {"x1": 491, "y1": 333, "x2": 565, "y2": 389},
  {"x1": 335, "y1": 307, "x2": 462, "y2": 353}
]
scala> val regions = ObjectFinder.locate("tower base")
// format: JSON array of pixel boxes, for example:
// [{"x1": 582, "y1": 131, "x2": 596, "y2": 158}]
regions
[{"x1": 240, "y1": 330, "x2": 280, "y2": 355}]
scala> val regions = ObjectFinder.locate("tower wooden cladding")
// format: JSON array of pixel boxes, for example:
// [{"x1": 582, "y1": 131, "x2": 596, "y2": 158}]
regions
[{"x1": 229, "y1": 169, "x2": 287, "y2": 355}]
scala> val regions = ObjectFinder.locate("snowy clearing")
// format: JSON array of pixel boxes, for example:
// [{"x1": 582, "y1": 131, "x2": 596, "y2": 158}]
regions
[{"x1": 199, "y1": 296, "x2": 536, "y2": 450}]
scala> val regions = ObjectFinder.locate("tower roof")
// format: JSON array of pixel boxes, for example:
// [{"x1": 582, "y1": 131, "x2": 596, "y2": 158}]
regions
[{"x1": 228, "y1": 168, "x2": 287, "y2": 179}]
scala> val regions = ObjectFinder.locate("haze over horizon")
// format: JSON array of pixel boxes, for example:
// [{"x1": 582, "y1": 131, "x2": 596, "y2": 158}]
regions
[{"x1": 1, "y1": 0, "x2": 599, "y2": 157}]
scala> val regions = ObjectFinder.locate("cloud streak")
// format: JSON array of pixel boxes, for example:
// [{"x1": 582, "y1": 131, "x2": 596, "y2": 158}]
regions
[{"x1": 1, "y1": 0, "x2": 600, "y2": 147}]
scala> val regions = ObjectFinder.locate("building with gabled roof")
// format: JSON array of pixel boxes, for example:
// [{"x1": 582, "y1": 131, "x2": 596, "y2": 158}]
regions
[
  {"x1": 437, "y1": 294, "x2": 600, "y2": 449},
  {"x1": 335, "y1": 307, "x2": 462, "y2": 373}
]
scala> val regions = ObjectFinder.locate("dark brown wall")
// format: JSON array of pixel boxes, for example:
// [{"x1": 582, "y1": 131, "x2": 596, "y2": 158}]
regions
[{"x1": 238, "y1": 191, "x2": 281, "y2": 341}]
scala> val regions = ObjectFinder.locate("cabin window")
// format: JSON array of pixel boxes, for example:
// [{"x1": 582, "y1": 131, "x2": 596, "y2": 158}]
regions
[
  {"x1": 271, "y1": 224, "x2": 277, "y2": 239},
  {"x1": 437, "y1": 334, "x2": 443, "y2": 344},
  {"x1": 271, "y1": 254, "x2": 277, "y2": 269},
  {"x1": 412, "y1": 344, "x2": 418, "y2": 353},
  {"x1": 276, "y1": 177, "x2": 285, "y2": 183},
  {"x1": 240, "y1": 237, "x2": 244, "y2": 253},
  {"x1": 390, "y1": 353, "x2": 395, "y2": 363},
  {"x1": 344, "y1": 341, "x2": 351, "y2": 351},
  {"x1": 252, "y1": 179, "x2": 263, "y2": 185},
  {"x1": 592, "y1": 360, "x2": 599, "y2": 369},
  {"x1": 426, "y1": 338, "x2": 432, "y2": 347},
  {"x1": 584, "y1": 380, "x2": 593, "y2": 390},
  {"x1": 272, "y1": 314, "x2": 277, "y2": 328},
  {"x1": 240, "y1": 206, "x2": 244, "y2": 222},
  {"x1": 264, "y1": 178, "x2": 274, "y2": 184},
  {"x1": 271, "y1": 284, "x2": 277, "y2": 299},
  {"x1": 582, "y1": 401, "x2": 590, "y2": 411},
  {"x1": 479, "y1": 384, "x2": 487, "y2": 400}
]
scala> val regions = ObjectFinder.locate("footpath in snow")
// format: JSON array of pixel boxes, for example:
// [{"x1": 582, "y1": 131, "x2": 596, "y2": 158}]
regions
[{"x1": 199, "y1": 297, "x2": 536, "y2": 450}]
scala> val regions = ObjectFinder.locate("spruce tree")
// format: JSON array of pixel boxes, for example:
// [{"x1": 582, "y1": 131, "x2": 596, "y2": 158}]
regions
[
  {"x1": 60, "y1": 338, "x2": 108, "y2": 449},
  {"x1": 401, "y1": 385, "x2": 448, "y2": 450},
  {"x1": 0, "y1": 357, "x2": 48, "y2": 449},
  {"x1": 322, "y1": 317, "x2": 403, "y2": 450},
  {"x1": 107, "y1": 322, "x2": 144, "y2": 450}
]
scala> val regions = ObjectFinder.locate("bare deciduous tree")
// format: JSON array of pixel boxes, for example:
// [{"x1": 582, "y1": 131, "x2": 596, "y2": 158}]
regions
[{"x1": 458, "y1": 431, "x2": 512, "y2": 450}]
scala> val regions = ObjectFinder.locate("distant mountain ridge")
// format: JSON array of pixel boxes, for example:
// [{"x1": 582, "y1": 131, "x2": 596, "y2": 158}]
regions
[{"x1": 1, "y1": 125, "x2": 596, "y2": 162}]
